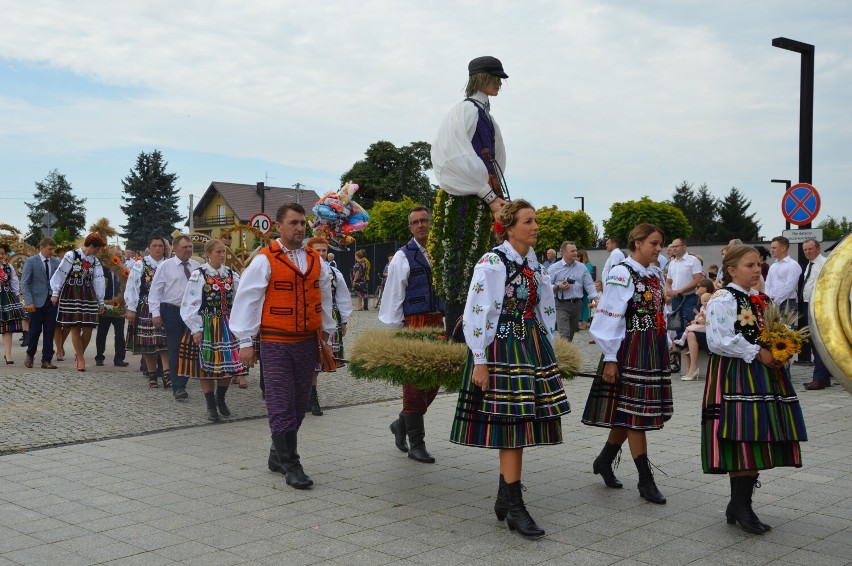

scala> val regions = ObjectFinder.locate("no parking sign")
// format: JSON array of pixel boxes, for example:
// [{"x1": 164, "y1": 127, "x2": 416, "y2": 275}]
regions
[{"x1": 781, "y1": 183, "x2": 820, "y2": 226}]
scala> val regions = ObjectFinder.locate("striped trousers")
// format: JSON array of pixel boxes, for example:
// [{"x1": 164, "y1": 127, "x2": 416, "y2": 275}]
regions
[{"x1": 261, "y1": 339, "x2": 318, "y2": 435}]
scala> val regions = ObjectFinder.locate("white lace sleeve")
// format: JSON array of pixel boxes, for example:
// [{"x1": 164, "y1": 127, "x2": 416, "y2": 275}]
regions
[
  {"x1": 589, "y1": 265, "x2": 634, "y2": 362},
  {"x1": 49, "y1": 251, "x2": 75, "y2": 297},
  {"x1": 180, "y1": 268, "x2": 205, "y2": 334},
  {"x1": 706, "y1": 290, "x2": 761, "y2": 363},
  {"x1": 332, "y1": 266, "x2": 353, "y2": 323},
  {"x1": 124, "y1": 260, "x2": 142, "y2": 312},
  {"x1": 463, "y1": 253, "x2": 505, "y2": 364},
  {"x1": 534, "y1": 267, "x2": 556, "y2": 345}
]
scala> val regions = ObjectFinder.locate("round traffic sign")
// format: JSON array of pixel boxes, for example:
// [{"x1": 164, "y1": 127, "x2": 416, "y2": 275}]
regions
[
  {"x1": 781, "y1": 183, "x2": 820, "y2": 226},
  {"x1": 250, "y1": 212, "x2": 273, "y2": 234}
]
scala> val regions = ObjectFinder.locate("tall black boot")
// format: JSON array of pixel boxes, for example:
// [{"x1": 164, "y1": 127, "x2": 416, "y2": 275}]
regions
[
  {"x1": 308, "y1": 385, "x2": 323, "y2": 416},
  {"x1": 593, "y1": 442, "x2": 624, "y2": 488},
  {"x1": 270, "y1": 432, "x2": 313, "y2": 489},
  {"x1": 204, "y1": 391, "x2": 220, "y2": 422},
  {"x1": 505, "y1": 481, "x2": 545, "y2": 537},
  {"x1": 494, "y1": 474, "x2": 509, "y2": 521},
  {"x1": 726, "y1": 475, "x2": 766, "y2": 534},
  {"x1": 216, "y1": 386, "x2": 231, "y2": 417},
  {"x1": 389, "y1": 412, "x2": 408, "y2": 452},
  {"x1": 404, "y1": 415, "x2": 435, "y2": 463},
  {"x1": 19, "y1": 331, "x2": 28, "y2": 346},
  {"x1": 634, "y1": 454, "x2": 666, "y2": 504}
]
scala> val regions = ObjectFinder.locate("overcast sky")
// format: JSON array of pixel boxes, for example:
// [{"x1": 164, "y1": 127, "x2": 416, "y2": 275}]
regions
[{"x1": 1, "y1": 0, "x2": 850, "y2": 245}]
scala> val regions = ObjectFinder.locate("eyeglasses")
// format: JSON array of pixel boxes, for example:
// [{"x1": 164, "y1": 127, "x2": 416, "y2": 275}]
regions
[{"x1": 408, "y1": 219, "x2": 430, "y2": 226}]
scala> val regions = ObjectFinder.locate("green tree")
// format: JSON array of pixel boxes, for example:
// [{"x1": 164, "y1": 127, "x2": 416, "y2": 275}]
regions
[
  {"x1": 360, "y1": 197, "x2": 422, "y2": 244},
  {"x1": 603, "y1": 197, "x2": 691, "y2": 245},
  {"x1": 340, "y1": 140, "x2": 435, "y2": 208},
  {"x1": 120, "y1": 150, "x2": 183, "y2": 250},
  {"x1": 535, "y1": 206, "x2": 596, "y2": 252},
  {"x1": 715, "y1": 187, "x2": 761, "y2": 242},
  {"x1": 26, "y1": 169, "x2": 87, "y2": 243},
  {"x1": 816, "y1": 215, "x2": 852, "y2": 239},
  {"x1": 667, "y1": 181, "x2": 719, "y2": 242}
]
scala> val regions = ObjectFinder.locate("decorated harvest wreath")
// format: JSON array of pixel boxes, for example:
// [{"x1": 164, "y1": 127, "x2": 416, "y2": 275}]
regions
[{"x1": 349, "y1": 327, "x2": 581, "y2": 392}]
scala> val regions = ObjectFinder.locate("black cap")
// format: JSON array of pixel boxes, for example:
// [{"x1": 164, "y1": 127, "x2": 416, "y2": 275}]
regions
[{"x1": 468, "y1": 56, "x2": 508, "y2": 78}]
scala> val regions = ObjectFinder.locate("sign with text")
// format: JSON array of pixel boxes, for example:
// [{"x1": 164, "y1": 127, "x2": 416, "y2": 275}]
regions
[
  {"x1": 782, "y1": 228, "x2": 823, "y2": 244},
  {"x1": 250, "y1": 212, "x2": 273, "y2": 234}
]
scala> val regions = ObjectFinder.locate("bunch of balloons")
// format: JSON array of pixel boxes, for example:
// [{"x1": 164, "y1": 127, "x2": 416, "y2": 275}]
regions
[{"x1": 311, "y1": 181, "x2": 370, "y2": 247}]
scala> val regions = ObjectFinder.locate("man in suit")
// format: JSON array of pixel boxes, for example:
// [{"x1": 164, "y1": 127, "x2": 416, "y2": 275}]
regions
[
  {"x1": 95, "y1": 248, "x2": 129, "y2": 367},
  {"x1": 21, "y1": 238, "x2": 60, "y2": 369}
]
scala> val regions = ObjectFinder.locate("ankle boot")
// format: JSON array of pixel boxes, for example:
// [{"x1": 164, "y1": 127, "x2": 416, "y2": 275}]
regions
[
  {"x1": 504, "y1": 481, "x2": 545, "y2": 537},
  {"x1": 389, "y1": 412, "x2": 408, "y2": 453},
  {"x1": 270, "y1": 432, "x2": 313, "y2": 489},
  {"x1": 309, "y1": 385, "x2": 323, "y2": 416},
  {"x1": 494, "y1": 474, "x2": 509, "y2": 521},
  {"x1": 726, "y1": 475, "x2": 766, "y2": 534},
  {"x1": 404, "y1": 414, "x2": 435, "y2": 463},
  {"x1": 593, "y1": 442, "x2": 624, "y2": 488},
  {"x1": 634, "y1": 454, "x2": 666, "y2": 504},
  {"x1": 204, "y1": 392, "x2": 219, "y2": 422},
  {"x1": 216, "y1": 386, "x2": 231, "y2": 417},
  {"x1": 19, "y1": 331, "x2": 28, "y2": 346}
]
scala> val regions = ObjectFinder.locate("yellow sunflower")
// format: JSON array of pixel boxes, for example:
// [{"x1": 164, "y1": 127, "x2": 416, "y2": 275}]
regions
[{"x1": 771, "y1": 337, "x2": 799, "y2": 362}]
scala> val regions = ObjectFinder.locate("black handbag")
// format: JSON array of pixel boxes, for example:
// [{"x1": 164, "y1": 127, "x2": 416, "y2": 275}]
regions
[{"x1": 667, "y1": 303, "x2": 684, "y2": 333}]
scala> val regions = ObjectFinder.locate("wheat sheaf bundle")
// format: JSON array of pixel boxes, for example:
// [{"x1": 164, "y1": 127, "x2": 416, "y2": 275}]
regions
[{"x1": 349, "y1": 328, "x2": 581, "y2": 391}]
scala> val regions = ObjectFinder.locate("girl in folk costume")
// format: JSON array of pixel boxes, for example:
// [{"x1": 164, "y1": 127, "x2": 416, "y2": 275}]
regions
[
  {"x1": 450, "y1": 200, "x2": 571, "y2": 538},
  {"x1": 50, "y1": 233, "x2": 107, "y2": 371},
  {"x1": 125, "y1": 234, "x2": 170, "y2": 388},
  {"x1": 307, "y1": 237, "x2": 353, "y2": 416},
  {"x1": 177, "y1": 239, "x2": 245, "y2": 422},
  {"x1": 702, "y1": 245, "x2": 807, "y2": 534},
  {"x1": 583, "y1": 224, "x2": 672, "y2": 505},
  {"x1": 0, "y1": 243, "x2": 25, "y2": 364}
]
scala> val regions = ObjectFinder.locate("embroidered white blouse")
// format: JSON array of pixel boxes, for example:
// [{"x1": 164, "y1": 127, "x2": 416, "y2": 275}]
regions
[
  {"x1": 49, "y1": 249, "x2": 105, "y2": 304},
  {"x1": 179, "y1": 263, "x2": 240, "y2": 335},
  {"x1": 589, "y1": 256, "x2": 663, "y2": 362},
  {"x1": 1, "y1": 262, "x2": 21, "y2": 296},
  {"x1": 329, "y1": 263, "x2": 353, "y2": 325},
  {"x1": 124, "y1": 256, "x2": 164, "y2": 313},
  {"x1": 463, "y1": 241, "x2": 556, "y2": 365},
  {"x1": 705, "y1": 284, "x2": 762, "y2": 363}
]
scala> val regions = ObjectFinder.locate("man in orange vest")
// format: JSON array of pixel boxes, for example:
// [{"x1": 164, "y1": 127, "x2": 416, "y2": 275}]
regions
[{"x1": 231, "y1": 203, "x2": 336, "y2": 489}]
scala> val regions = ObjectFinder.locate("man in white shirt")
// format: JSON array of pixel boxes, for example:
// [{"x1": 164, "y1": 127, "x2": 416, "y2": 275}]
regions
[
  {"x1": 149, "y1": 235, "x2": 200, "y2": 400},
  {"x1": 379, "y1": 206, "x2": 446, "y2": 463},
  {"x1": 765, "y1": 236, "x2": 802, "y2": 315},
  {"x1": 665, "y1": 238, "x2": 704, "y2": 330},
  {"x1": 601, "y1": 237, "x2": 626, "y2": 282},
  {"x1": 799, "y1": 239, "x2": 832, "y2": 389},
  {"x1": 547, "y1": 241, "x2": 599, "y2": 342}
]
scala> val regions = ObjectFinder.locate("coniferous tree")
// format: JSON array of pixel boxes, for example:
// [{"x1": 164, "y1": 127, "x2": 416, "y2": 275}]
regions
[
  {"x1": 26, "y1": 170, "x2": 87, "y2": 244},
  {"x1": 669, "y1": 180, "x2": 697, "y2": 220},
  {"x1": 691, "y1": 184, "x2": 720, "y2": 242},
  {"x1": 716, "y1": 187, "x2": 761, "y2": 242},
  {"x1": 120, "y1": 150, "x2": 183, "y2": 250}
]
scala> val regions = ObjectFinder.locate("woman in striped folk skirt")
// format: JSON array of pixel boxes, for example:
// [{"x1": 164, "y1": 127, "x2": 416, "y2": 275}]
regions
[
  {"x1": 450, "y1": 201, "x2": 570, "y2": 538},
  {"x1": 0, "y1": 244, "x2": 25, "y2": 364},
  {"x1": 583, "y1": 224, "x2": 672, "y2": 505},
  {"x1": 177, "y1": 239, "x2": 245, "y2": 422},
  {"x1": 124, "y1": 235, "x2": 169, "y2": 388},
  {"x1": 49, "y1": 233, "x2": 107, "y2": 371},
  {"x1": 703, "y1": 245, "x2": 806, "y2": 534}
]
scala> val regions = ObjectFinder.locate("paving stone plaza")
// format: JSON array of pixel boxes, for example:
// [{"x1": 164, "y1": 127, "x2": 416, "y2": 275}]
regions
[{"x1": 1, "y1": 309, "x2": 850, "y2": 565}]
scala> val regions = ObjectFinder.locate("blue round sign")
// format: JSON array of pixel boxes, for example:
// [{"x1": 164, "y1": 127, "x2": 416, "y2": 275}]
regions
[{"x1": 781, "y1": 183, "x2": 820, "y2": 226}]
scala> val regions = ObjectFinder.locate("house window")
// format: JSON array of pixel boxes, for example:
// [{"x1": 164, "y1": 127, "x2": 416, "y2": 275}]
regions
[{"x1": 218, "y1": 204, "x2": 226, "y2": 220}]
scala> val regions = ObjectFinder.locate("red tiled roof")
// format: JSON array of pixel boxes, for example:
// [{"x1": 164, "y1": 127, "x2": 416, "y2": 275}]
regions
[{"x1": 193, "y1": 182, "x2": 321, "y2": 222}]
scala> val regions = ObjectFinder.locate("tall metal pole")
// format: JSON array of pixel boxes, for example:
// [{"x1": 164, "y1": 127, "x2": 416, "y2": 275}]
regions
[
  {"x1": 189, "y1": 193, "x2": 194, "y2": 234},
  {"x1": 770, "y1": 179, "x2": 792, "y2": 230},
  {"x1": 574, "y1": 196, "x2": 585, "y2": 212},
  {"x1": 256, "y1": 182, "x2": 266, "y2": 214}
]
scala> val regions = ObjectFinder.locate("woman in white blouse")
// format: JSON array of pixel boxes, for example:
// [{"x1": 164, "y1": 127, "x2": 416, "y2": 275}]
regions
[
  {"x1": 50, "y1": 233, "x2": 107, "y2": 371},
  {"x1": 702, "y1": 245, "x2": 807, "y2": 534},
  {"x1": 177, "y1": 239, "x2": 245, "y2": 422},
  {"x1": 449, "y1": 200, "x2": 571, "y2": 538}
]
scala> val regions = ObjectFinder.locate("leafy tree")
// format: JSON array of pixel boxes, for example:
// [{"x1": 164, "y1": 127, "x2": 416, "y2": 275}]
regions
[
  {"x1": 359, "y1": 197, "x2": 422, "y2": 244},
  {"x1": 816, "y1": 215, "x2": 852, "y2": 239},
  {"x1": 715, "y1": 187, "x2": 761, "y2": 242},
  {"x1": 26, "y1": 169, "x2": 87, "y2": 243},
  {"x1": 120, "y1": 150, "x2": 183, "y2": 250},
  {"x1": 667, "y1": 181, "x2": 719, "y2": 242},
  {"x1": 340, "y1": 140, "x2": 435, "y2": 208},
  {"x1": 535, "y1": 206, "x2": 596, "y2": 252},
  {"x1": 603, "y1": 197, "x2": 691, "y2": 245}
]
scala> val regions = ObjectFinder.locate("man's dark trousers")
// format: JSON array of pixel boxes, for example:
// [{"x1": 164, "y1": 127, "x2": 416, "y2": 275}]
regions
[
  {"x1": 26, "y1": 298, "x2": 56, "y2": 363},
  {"x1": 161, "y1": 303, "x2": 188, "y2": 392},
  {"x1": 95, "y1": 316, "x2": 126, "y2": 364}
]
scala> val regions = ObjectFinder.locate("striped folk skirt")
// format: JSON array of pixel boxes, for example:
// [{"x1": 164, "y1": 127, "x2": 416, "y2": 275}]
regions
[
  {"x1": 701, "y1": 353, "x2": 806, "y2": 474},
  {"x1": 450, "y1": 320, "x2": 571, "y2": 449},
  {"x1": 0, "y1": 289, "x2": 24, "y2": 333},
  {"x1": 56, "y1": 280, "x2": 99, "y2": 327},
  {"x1": 126, "y1": 298, "x2": 167, "y2": 354},
  {"x1": 177, "y1": 314, "x2": 246, "y2": 380},
  {"x1": 582, "y1": 327, "x2": 673, "y2": 431}
]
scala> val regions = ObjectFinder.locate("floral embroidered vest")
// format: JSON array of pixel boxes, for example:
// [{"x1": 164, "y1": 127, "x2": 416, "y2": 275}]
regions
[
  {"x1": 196, "y1": 266, "x2": 236, "y2": 318},
  {"x1": 137, "y1": 260, "x2": 158, "y2": 307},
  {"x1": 491, "y1": 248, "x2": 544, "y2": 341},
  {"x1": 727, "y1": 286, "x2": 769, "y2": 345},
  {"x1": 621, "y1": 263, "x2": 665, "y2": 333},
  {"x1": 66, "y1": 250, "x2": 98, "y2": 287},
  {"x1": 0, "y1": 263, "x2": 13, "y2": 292}
]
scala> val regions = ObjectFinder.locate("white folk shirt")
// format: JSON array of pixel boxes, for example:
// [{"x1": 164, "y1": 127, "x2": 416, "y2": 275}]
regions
[
  {"x1": 802, "y1": 254, "x2": 826, "y2": 303},
  {"x1": 431, "y1": 91, "x2": 506, "y2": 199},
  {"x1": 378, "y1": 240, "x2": 433, "y2": 328},
  {"x1": 667, "y1": 252, "x2": 703, "y2": 294},
  {"x1": 147, "y1": 255, "x2": 201, "y2": 317},
  {"x1": 229, "y1": 241, "x2": 336, "y2": 347},
  {"x1": 463, "y1": 241, "x2": 556, "y2": 365},
  {"x1": 765, "y1": 256, "x2": 802, "y2": 303},
  {"x1": 180, "y1": 263, "x2": 240, "y2": 334},
  {"x1": 124, "y1": 256, "x2": 164, "y2": 313},
  {"x1": 328, "y1": 262, "x2": 353, "y2": 324},
  {"x1": 601, "y1": 247, "x2": 626, "y2": 282},
  {"x1": 590, "y1": 256, "x2": 663, "y2": 362},
  {"x1": 49, "y1": 248, "x2": 105, "y2": 304},
  {"x1": 706, "y1": 284, "x2": 762, "y2": 364}
]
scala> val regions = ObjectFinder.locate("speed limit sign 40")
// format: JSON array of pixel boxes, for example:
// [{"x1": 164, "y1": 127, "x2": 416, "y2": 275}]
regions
[{"x1": 250, "y1": 213, "x2": 273, "y2": 234}]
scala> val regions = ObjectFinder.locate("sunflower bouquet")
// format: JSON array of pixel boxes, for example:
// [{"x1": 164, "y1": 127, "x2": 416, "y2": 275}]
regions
[{"x1": 758, "y1": 302, "x2": 809, "y2": 365}]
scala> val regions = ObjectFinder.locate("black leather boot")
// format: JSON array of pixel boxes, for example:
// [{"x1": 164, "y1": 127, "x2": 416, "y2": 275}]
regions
[
  {"x1": 268, "y1": 445, "x2": 285, "y2": 474},
  {"x1": 593, "y1": 442, "x2": 624, "y2": 488},
  {"x1": 19, "y1": 331, "x2": 28, "y2": 346},
  {"x1": 404, "y1": 415, "x2": 435, "y2": 463},
  {"x1": 505, "y1": 481, "x2": 545, "y2": 537},
  {"x1": 726, "y1": 475, "x2": 766, "y2": 534},
  {"x1": 270, "y1": 432, "x2": 313, "y2": 489},
  {"x1": 216, "y1": 386, "x2": 231, "y2": 417},
  {"x1": 204, "y1": 391, "x2": 219, "y2": 422},
  {"x1": 494, "y1": 474, "x2": 509, "y2": 521},
  {"x1": 389, "y1": 412, "x2": 408, "y2": 453},
  {"x1": 309, "y1": 385, "x2": 323, "y2": 416},
  {"x1": 634, "y1": 454, "x2": 666, "y2": 504}
]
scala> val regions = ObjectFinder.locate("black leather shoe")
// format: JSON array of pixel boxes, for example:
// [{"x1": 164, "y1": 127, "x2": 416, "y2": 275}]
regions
[
  {"x1": 95, "y1": 359, "x2": 105, "y2": 366},
  {"x1": 793, "y1": 360, "x2": 814, "y2": 366},
  {"x1": 114, "y1": 360, "x2": 129, "y2": 367},
  {"x1": 804, "y1": 381, "x2": 827, "y2": 390},
  {"x1": 174, "y1": 388, "x2": 189, "y2": 400}
]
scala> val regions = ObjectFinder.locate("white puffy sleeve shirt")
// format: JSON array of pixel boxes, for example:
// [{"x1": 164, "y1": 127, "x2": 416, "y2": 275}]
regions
[
  {"x1": 50, "y1": 249, "x2": 105, "y2": 304},
  {"x1": 463, "y1": 242, "x2": 555, "y2": 365},
  {"x1": 330, "y1": 264, "x2": 353, "y2": 324},
  {"x1": 431, "y1": 91, "x2": 506, "y2": 199},
  {"x1": 377, "y1": 249, "x2": 409, "y2": 328},
  {"x1": 124, "y1": 256, "x2": 161, "y2": 313},
  {"x1": 705, "y1": 285, "x2": 762, "y2": 363}
]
